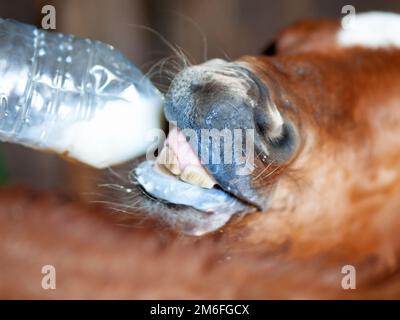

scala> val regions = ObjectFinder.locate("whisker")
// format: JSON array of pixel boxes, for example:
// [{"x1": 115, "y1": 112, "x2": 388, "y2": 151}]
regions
[
  {"x1": 126, "y1": 23, "x2": 191, "y2": 89},
  {"x1": 253, "y1": 160, "x2": 277, "y2": 181},
  {"x1": 168, "y1": 10, "x2": 209, "y2": 62},
  {"x1": 255, "y1": 166, "x2": 281, "y2": 186},
  {"x1": 175, "y1": 45, "x2": 193, "y2": 67},
  {"x1": 126, "y1": 24, "x2": 184, "y2": 62},
  {"x1": 144, "y1": 55, "x2": 176, "y2": 79},
  {"x1": 220, "y1": 50, "x2": 233, "y2": 62}
]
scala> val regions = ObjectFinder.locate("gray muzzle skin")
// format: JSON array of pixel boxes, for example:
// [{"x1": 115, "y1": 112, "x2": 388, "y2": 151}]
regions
[{"x1": 164, "y1": 59, "x2": 297, "y2": 210}]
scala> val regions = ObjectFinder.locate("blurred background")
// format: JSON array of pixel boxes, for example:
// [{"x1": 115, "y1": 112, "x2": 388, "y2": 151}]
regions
[{"x1": 0, "y1": 0, "x2": 399, "y2": 201}]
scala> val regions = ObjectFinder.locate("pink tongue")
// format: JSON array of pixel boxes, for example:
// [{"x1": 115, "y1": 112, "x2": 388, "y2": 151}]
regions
[{"x1": 165, "y1": 127, "x2": 202, "y2": 170}]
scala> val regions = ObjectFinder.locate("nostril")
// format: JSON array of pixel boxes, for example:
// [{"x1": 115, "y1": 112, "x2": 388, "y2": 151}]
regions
[
  {"x1": 254, "y1": 108, "x2": 270, "y2": 136},
  {"x1": 254, "y1": 104, "x2": 298, "y2": 163},
  {"x1": 190, "y1": 82, "x2": 210, "y2": 94},
  {"x1": 189, "y1": 83, "x2": 203, "y2": 93}
]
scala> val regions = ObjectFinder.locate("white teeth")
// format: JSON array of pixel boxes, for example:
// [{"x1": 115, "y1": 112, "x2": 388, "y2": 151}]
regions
[
  {"x1": 157, "y1": 146, "x2": 181, "y2": 175},
  {"x1": 180, "y1": 165, "x2": 216, "y2": 189},
  {"x1": 157, "y1": 146, "x2": 216, "y2": 189}
]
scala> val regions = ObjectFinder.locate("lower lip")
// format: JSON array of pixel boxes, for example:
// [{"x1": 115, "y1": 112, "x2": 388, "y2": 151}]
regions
[{"x1": 132, "y1": 160, "x2": 251, "y2": 216}]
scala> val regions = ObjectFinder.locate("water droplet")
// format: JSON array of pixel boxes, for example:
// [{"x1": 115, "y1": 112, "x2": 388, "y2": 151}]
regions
[
  {"x1": 58, "y1": 33, "x2": 63, "y2": 38},
  {"x1": 25, "y1": 118, "x2": 30, "y2": 124},
  {"x1": 65, "y1": 72, "x2": 71, "y2": 78},
  {"x1": 33, "y1": 29, "x2": 38, "y2": 36},
  {"x1": 65, "y1": 56, "x2": 72, "y2": 63},
  {"x1": 59, "y1": 44, "x2": 64, "y2": 51},
  {"x1": 86, "y1": 48, "x2": 91, "y2": 53},
  {"x1": 57, "y1": 57, "x2": 62, "y2": 62},
  {"x1": 67, "y1": 44, "x2": 73, "y2": 51},
  {"x1": 126, "y1": 188, "x2": 132, "y2": 193},
  {"x1": 4, "y1": 112, "x2": 8, "y2": 117},
  {"x1": 38, "y1": 48, "x2": 46, "y2": 56}
]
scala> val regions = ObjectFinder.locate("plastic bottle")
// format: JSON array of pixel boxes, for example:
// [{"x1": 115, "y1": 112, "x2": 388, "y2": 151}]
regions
[{"x1": 0, "y1": 18, "x2": 163, "y2": 168}]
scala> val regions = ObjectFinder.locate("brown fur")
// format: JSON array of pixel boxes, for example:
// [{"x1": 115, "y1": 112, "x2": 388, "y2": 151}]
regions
[
  {"x1": 0, "y1": 187, "x2": 399, "y2": 299},
  {"x1": 1, "y1": 19, "x2": 400, "y2": 298}
]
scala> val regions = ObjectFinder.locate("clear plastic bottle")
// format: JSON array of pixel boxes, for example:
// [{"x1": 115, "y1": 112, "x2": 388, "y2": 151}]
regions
[{"x1": 0, "y1": 19, "x2": 163, "y2": 168}]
